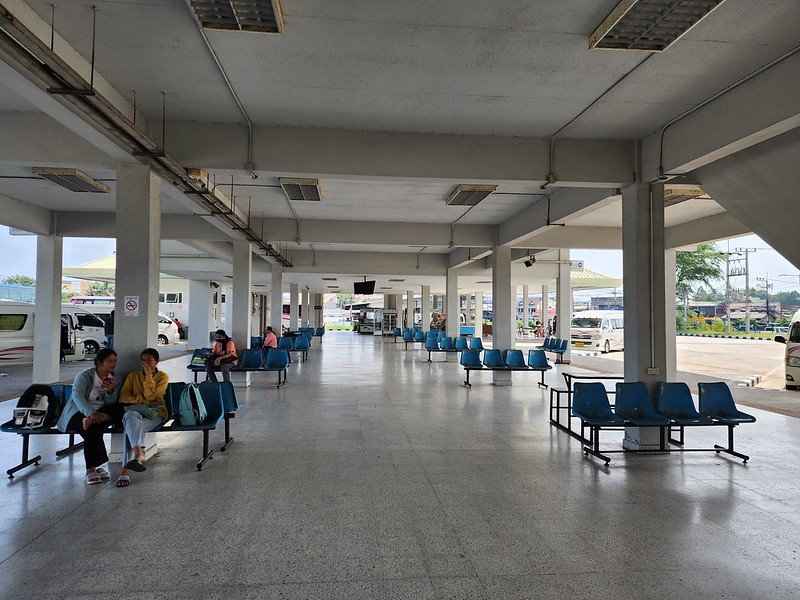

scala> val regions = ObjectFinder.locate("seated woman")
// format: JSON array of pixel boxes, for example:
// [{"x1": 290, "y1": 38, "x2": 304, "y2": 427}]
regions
[
  {"x1": 205, "y1": 329, "x2": 238, "y2": 383},
  {"x1": 262, "y1": 325, "x2": 278, "y2": 353},
  {"x1": 56, "y1": 348, "x2": 123, "y2": 485},
  {"x1": 116, "y1": 348, "x2": 169, "y2": 487}
]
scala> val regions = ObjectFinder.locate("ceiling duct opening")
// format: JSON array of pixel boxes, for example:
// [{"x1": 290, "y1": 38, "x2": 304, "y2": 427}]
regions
[
  {"x1": 279, "y1": 178, "x2": 323, "y2": 201},
  {"x1": 445, "y1": 184, "x2": 497, "y2": 206},
  {"x1": 664, "y1": 186, "x2": 705, "y2": 207},
  {"x1": 590, "y1": 0, "x2": 727, "y2": 52},
  {"x1": 32, "y1": 167, "x2": 110, "y2": 193},
  {"x1": 187, "y1": 0, "x2": 284, "y2": 34}
]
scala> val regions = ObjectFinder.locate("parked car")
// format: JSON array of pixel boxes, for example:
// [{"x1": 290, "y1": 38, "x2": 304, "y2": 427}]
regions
[{"x1": 763, "y1": 325, "x2": 789, "y2": 334}]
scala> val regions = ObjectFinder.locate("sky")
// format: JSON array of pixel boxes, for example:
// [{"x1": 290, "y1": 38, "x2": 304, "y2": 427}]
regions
[{"x1": 1, "y1": 226, "x2": 798, "y2": 295}]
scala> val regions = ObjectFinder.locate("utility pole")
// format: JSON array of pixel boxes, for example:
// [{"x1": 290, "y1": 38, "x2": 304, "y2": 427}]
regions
[
  {"x1": 736, "y1": 248, "x2": 757, "y2": 333},
  {"x1": 757, "y1": 273, "x2": 773, "y2": 325},
  {"x1": 719, "y1": 249, "x2": 741, "y2": 333}
]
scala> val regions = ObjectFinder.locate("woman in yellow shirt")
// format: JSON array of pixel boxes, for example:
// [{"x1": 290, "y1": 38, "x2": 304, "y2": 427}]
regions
[{"x1": 116, "y1": 348, "x2": 169, "y2": 487}]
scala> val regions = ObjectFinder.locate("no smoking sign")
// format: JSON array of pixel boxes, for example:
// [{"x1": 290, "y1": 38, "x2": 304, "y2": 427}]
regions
[{"x1": 123, "y1": 296, "x2": 139, "y2": 317}]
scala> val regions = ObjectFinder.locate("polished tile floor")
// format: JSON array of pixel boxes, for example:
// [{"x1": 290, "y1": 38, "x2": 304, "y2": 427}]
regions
[{"x1": 1, "y1": 332, "x2": 799, "y2": 599}]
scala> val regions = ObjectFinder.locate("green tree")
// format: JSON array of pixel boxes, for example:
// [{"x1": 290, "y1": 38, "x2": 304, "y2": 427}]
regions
[
  {"x1": 676, "y1": 243, "x2": 724, "y2": 325},
  {"x1": 2, "y1": 274, "x2": 35, "y2": 287},
  {"x1": 87, "y1": 281, "x2": 115, "y2": 296},
  {"x1": 334, "y1": 294, "x2": 357, "y2": 309}
]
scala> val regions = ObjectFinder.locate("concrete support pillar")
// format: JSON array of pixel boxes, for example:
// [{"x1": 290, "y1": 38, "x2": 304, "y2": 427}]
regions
[
  {"x1": 231, "y1": 240, "x2": 252, "y2": 386},
  {"x1": 33, "y1": 234, "x2": 63, "y2": 382},
  {"x1": 491, "y1": 246, "x2": 513, "y2": 385},
  {"x1": 406, "y1": 290, "x2": 414, "y2": 328},
  {"x1": 665, "y1": 249, "x2": 678, "y2": 382},
  {"x1": 432, "y1": 294, "x2": 440, "y2": 315},
  {"x1": 313, "y1": 293, "x2": 323, "y2": 328},
  {"x1": 622, "y1": 168, "x2": 668, "y2": 450},
  {"x1": 289, "y1": 283, "x2": 299, "y2": 330},
  {"x1": 522, "y1": 284, "x2": 529, "y2": 332},
  {"x1": 188, "y1": 280, "x2": 214, "y2": 349},
  {"x1": 556, "y1": 249, "x2": 572, "y2": 364},
  {"x1": 541, "y1": 285, "x2": 549, "y2": 332},
  {"x1": 446, "y1": 267, "x2": 459, "y2": 340},
  {"x1": 270, "y1": 266, "x2": 283, "y2": 332},
  {"x1": 421, "y1": 285, "x2": 431, "y2": 329},
  {"x1": 303, "y1": 291, "x2": 312, "y2": 327},
  {"x1": 114, "y1": 164, "x2": 160, "y2": 376},
  {"x1": 474, "y1": 291, "x2": 483, "y2": 339}
]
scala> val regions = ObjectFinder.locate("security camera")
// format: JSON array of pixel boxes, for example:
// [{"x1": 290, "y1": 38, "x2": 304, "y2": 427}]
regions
[
  {"x1": 524, "y1": 258, "x2": 535, "y2": 268},
  {"x1": 210, "y1": 281, "x2": 220, "y2": 289}
]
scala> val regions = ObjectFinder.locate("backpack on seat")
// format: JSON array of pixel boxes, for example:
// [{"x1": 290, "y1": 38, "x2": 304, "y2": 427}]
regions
[
  {"x1": 12, "y1": 384, "x2": 59, "y2": 430},
  {"x1": 176, "y1": 382, "x2": 207, "y2": 426}
]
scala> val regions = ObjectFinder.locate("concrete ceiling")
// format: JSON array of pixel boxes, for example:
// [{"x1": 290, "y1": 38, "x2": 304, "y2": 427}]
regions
[{"x1": 1, "y1": 0, "x2": 797, "y2": 294}]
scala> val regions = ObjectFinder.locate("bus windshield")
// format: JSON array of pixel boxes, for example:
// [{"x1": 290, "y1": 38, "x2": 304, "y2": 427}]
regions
[{"x1": 571, "y1": 318, "x2": 601, "y2": 328}]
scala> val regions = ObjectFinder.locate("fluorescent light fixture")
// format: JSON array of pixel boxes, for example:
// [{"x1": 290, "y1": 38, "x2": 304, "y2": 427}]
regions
[
  {"x1": 187, "y1": 0, "x2": 284, "y2": 34},
  {"x1": 445, "y1": 184, "x2": 497, "y2": 206},
  {"x1": 279, "y1": 178, "x2": 323, "y2": 201},
  {"x1": 32, "y1": 167, "x2": 110, "y2": 193},
  {"x1": 590, "y1": 0, "x2": 727, "y2": 52}
]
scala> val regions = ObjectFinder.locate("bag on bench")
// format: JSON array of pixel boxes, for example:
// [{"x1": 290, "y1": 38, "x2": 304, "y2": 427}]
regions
[
  {"x1": 11, "y1": 384, "x2": 59, "y2": 430},
  {"x1": 176, "y1": 383, "x2": 207, "y2": 426}
]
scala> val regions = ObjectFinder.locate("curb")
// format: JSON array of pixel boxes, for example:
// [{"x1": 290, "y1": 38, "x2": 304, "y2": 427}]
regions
[
  {"x1": 737, "y1": 375, "x2": 762, "y2": 387},
  {"x1": 678, "y1": 333, "x2": 773, "y2": 341}
]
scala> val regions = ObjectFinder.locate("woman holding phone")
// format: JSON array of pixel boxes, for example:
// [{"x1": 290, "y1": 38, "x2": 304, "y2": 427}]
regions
[{"x1": 56, "y1": 348, "x2": 124, "y2": 484}]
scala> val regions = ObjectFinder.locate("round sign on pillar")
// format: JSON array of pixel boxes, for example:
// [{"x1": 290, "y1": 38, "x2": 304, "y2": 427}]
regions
[{"x1": 124, "y1": 296, "x2": 139, "y2": 317}]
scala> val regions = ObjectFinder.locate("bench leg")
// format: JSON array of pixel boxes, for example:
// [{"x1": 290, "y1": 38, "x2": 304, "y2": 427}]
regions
[
  {"x1": 538, "y1": 370, "x2": 548, "y2": 388},
  {"x1": 220, "y1": 413, "x2": 234, "y2": 451},
  {"x1": 55, "y1": 433, "x2": 84, "y2": 457},
  {"x1": 464, "y1": 369, "x2": 472, "y2": 388},
  {"x1": 714, "y1": 424, "x2": 749, "y2": 463},
  {"x1": 583, "y1": 426, "x2": 612, "y2": 465},
  {"x1": 196, "y1": 430, "x2": 213, "y2": 470},
  {"x1": 7, "y1": 434, "x2": 43, "y2": 479},
  {"x1": 668, "y1": 425, "x2": 685, "y2": 446}
]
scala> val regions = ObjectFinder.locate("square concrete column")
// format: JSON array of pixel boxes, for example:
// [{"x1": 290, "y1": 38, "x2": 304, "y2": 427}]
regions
[
  {"x1": 491, "y1": 246, "x2": 513, "y2": 385},
  {"x1": 474, "y1": 291, "x2": 483, "y2": 339},
  {"x1": 622, "y1": 173, "x2": 668, "y2": 449},
  {"x1": 406, "y1": 290, "x2": 414, "y2": 328},
  {"x1": 115, "y1": 164, "x2": 160, "y2": 376},
  {"x1": 188, "y1": 279, "x2": 214, "y2": 349},
  {"x1": 289, "y1": 283, "x2": 299, "y2": 330},
  {"x1": 270, "y1": 266, "x2": 283, "y2": 332},
  {"x1": 304, "y1": 291, "x2": 312, "y2": 327},
  {"x1": 231, "y1": 240, "x2": 253, "y2": 387},
  {"x1": 420, "y1": 285, "x2": 431, "y2": 329},
  {"x1": 665, "y1": 249, "x2": 678, "y2": 381},
  {"x1": 522, "y1": 285, "x2": 529, "y2": 331},
  {"x1": 445, "y1": 267, "x2": 459, "y2": 339},
  {"x1": 556, "y1": 249, "x2": 572, "y2": 364},
  {"x1": 33, "y1": 234, "x2": 63, "y2": 383},
  {"x1": 541, "y1": 285, "x2": 549, "y2": 331}
]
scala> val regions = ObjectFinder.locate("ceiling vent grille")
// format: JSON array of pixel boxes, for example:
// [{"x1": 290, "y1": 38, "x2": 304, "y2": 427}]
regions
[
  {"x1": 445, "y1": 184, "x2": 497, "y2": 206},
  {"x1": 664, "y1": 187, "x2": 705, "y2": 207},
  {"x1": 590, "y1": 0, "x2": 727, "y2": 52},
  {"x1": 32, "y1": 167, "x2": 110, "y2": 193},
  {"x1": 279, "y1": 178, "x2": 323, "y2": 201},
  {"x1": 389, "y1": 279, "x2": 406, "y2": 282},
  {"x1": 188, "y1": 0, "x2": 284, "y2": 34},
  {"x1": 321, "y1": 277, "x2": 337, "y2": 281}
]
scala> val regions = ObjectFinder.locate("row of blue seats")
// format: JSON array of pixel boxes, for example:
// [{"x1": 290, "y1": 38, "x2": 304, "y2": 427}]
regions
[
  {"x1": 403, "y1": 330, "x2": 485, "y2": 352},
  {"x1": 572, "y1": 381, "x2": 756, "y2": 466},
  {"x1": 539, "y1": 337, "x2": 569, "y2": 363},
  {"x1": 250, "y1": 328, "x2": 325, "y2": 349},
  {"x1": 188, "y1": 347, "x2": 293, "y2": 388},
  {"x1": 460, "y1": 348, "x2": 552, "y2": 387},
  {"x1": 1, "y1": 381, "x2": 242, "y2": 478}
]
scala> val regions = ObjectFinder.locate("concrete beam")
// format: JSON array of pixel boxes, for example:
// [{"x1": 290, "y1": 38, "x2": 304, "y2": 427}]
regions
[
  {"x1": 642, "y1": 50, "x2": 800, "y2": 182},
  {"x1": 665, "y1": 212, "x2": 750, "y2": 249},
  {"x1": 0, "y1": 192, "x2": 52, "y2": 234},
  {"x1": 53, "y1": 212, "x2": 231, "y2": 240},
  {"x1": 166, "y1": 121, "x2": 635, "y2": 185},
  {"x1": 447, "y1": 247, "x2": 492, "y2": 269},
  {"x1": 514, "y1": 226, "x2": 622, "y2": 250}
]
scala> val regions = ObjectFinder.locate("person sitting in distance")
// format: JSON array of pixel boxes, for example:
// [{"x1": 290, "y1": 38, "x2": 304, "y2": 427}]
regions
[
  {"x1": 116, "y1": 348, "x2": 169, "y2": 488},
  {"x1": 206, "y1": 329, "x2": 238, "y2": 382},
  {"x1": 262, "y1": 326, "x2": 278, "y2": 353}
]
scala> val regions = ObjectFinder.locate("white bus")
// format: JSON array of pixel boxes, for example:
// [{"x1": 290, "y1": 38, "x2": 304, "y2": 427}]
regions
[
  {"x1": 570, "y1": 310, "x2": 624, "y2": 353},
  {"x1": 774, "y1": 309, "x2": 800, "y2": 390}
]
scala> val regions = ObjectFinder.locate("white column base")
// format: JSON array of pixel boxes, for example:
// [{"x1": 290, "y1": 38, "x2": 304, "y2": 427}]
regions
[
  {"x1": 492, "y1": 371, "x2": 512, "y2": 386},
  {"x1": 622, "y1": 427, "x2": 663, "y2": 451},
  {"x1": 230, "y1": 371, "x2": 252, "y2": 388}
]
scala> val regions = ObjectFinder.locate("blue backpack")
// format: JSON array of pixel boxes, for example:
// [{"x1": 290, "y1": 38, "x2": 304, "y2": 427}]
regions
[{"x1": 176, "y1": 383, "x2": 207, "y2": 426}]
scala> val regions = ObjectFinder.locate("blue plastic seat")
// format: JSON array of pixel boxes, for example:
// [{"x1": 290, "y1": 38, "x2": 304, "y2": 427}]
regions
[
  {"x1": 469, "y1": 337, "x2": 484, "y2": 351},
  {"x1": 413, "y1": 330, "x2": 426, "y2": 342},
  {"x1": 656, "y1": 382, "x2": 712, "y2": 425},
  {"x1": 440, "y1": 337, "x2": 456, "y2": 351},
  {"x1": 460, "y1": 349, "x2": 482, "y2": 369},
  {"x1": 250, "y1": 336, "x2": 263, "y2": 349},
  {"x1": 392, "y1": 327, "x2": 401, "y2": 337},
  {"x1": 504, "y1": 349, "x2": 527, "y2": 369},
  {"x1": 232, "y1": 348, "x2": 266, "y2": 370},
  {"x1": 293, "y1": 335, "x2": 310, "y2": 362},
  {"x1": 482, "y1": 349, "x2": 506, "y2": 369},
  {"x1": 540, "y1": 338, "x2": 554, "y2": 351},
  {"x1": 698, "y1": 382, "x2": 756, "y2": 424},
  {"x1": 615, "y1": 382, "x2": 670, "y2": 426},
  {"x1": 572, "y1": 383, "x2": 625, "y2": 427},
  {"x1": 454, "y1": 337, "x2": 469, "y2": 352},
  {"x1": 437, "y1": 331, "x2": 446, "y2": 342},
  {"x1": 278, "y1": 336, "x2": 294, "y2": 351},
  {"x1": 314, "y1": 327, "x2": 325, "y2": 337},
  {"x1": 527, "y1": 349, "x2": 552, "y2": 387},
  {"x1": 264, "y1": 348, "x2": 290, "y2": 388}
]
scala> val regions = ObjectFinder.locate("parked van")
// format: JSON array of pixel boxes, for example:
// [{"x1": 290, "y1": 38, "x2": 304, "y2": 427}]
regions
[
  {"x1": 570, "y1": 310, "x2": 624, "y2": 353},
  {"x1": 774, "y1": 309, "x2": 800, "y2": 390},
  {"x1": 0, "y1": 301, "x2": 84, "y2": 365},
  {"x1": 87, "y1": 304, "x2": 180, "y2": 346},
  {"x1": 61, "y1": 304, "x2": 107, "y2": 355}
]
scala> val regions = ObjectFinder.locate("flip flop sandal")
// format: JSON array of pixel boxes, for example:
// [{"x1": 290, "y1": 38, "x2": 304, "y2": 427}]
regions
[
  {"x1": 116, "y1": 475, "x2": 131, "y2": 488},
  {"x1": 84, "y1": 472, "x2": 102, "y2": 485},
  {"x1": 95, "y1": 466, "x2": 110, "y2": 479},
  {"x1": 124, "y1": 459, "x2": 146, "y2": 473}
]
